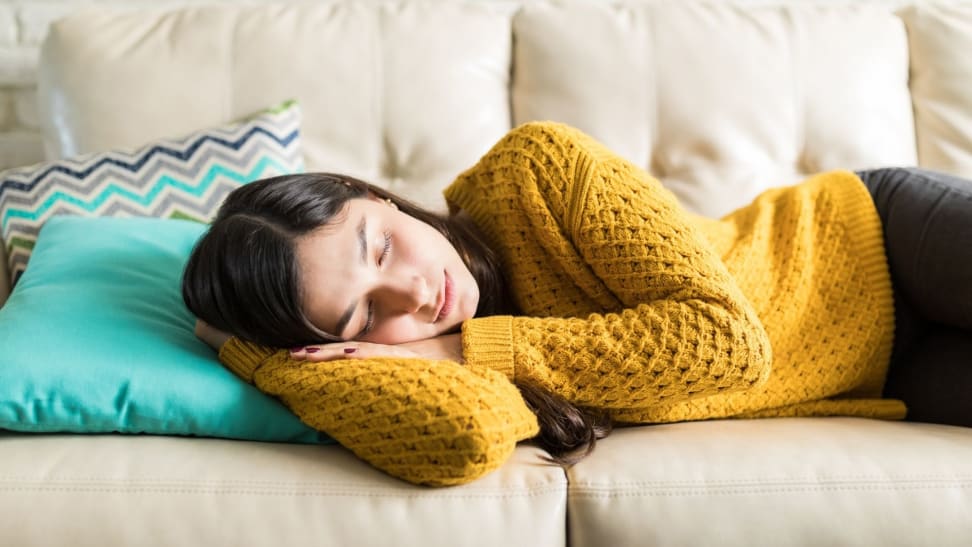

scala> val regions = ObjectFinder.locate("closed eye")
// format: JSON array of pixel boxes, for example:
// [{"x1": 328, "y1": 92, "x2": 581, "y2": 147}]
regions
[
  {"x1": 361, "y1": 301, "x2": 375, "y2": 337},
  {"x1": 378, "y1": 231, "x2": 392, "y2": 266},
  {"x1": 360, "y1": 232, "x2": 392, "y2": 338}
]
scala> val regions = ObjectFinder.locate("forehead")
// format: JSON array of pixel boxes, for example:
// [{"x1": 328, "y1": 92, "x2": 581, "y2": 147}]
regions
[
  {"x1": 294, "y1": 202, "x2": 360, "y2": 333},
  {"x1": 294, "y1": 197, "x2": 386, "y2": 336}
]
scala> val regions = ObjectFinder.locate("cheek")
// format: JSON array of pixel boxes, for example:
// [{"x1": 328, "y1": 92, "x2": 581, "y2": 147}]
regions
[{"x1": 364, "y1": 316, "x2": 430, "y2": 345}]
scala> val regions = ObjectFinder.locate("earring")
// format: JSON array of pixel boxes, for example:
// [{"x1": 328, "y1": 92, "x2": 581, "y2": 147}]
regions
[{"x1": 385, "y1": 198, "x2": 398, "y2": 210}]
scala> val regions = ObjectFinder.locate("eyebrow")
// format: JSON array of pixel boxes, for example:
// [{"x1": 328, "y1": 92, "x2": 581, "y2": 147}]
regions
[{"x1": 333, "y1": 216, "x2": 369, "y2": 339}]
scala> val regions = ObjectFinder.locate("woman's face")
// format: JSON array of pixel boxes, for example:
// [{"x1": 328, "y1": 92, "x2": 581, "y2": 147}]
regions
[{"x1": 296, "y1": 196, "x2": 480, "y2": 344}]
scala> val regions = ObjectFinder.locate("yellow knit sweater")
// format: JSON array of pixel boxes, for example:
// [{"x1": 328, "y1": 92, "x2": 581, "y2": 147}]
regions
[{"x1": 219, "y1": 121, "x2": 903, "y2": 486}]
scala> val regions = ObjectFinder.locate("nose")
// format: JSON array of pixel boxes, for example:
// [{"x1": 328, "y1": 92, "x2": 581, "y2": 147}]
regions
[{"x1": 381, "y1": 274, "x2": 429, "y2": 314}]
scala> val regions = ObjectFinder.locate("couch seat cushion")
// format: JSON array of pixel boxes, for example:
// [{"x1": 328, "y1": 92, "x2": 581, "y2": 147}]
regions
[
  {"x1": 568, "y1": 417, "x2": 972, "y2": 546},
  {"x1": 0, "y1": 434, "x2": 567, "y2": 547}
]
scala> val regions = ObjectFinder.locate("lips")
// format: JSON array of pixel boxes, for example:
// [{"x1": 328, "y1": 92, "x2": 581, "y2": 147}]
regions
[{"x1": 435, "y1": 270, "x2": 454, "y2": 323}]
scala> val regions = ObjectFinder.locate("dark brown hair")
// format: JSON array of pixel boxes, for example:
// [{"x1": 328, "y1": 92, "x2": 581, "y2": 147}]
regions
[{"x1": 182, "y1": 172, "x2": 611, "y2": 464}]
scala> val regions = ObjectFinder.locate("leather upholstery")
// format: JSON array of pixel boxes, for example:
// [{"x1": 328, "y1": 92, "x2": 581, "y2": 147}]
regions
[
  {"x1": 904, "y1": 3, "x2": 972, "y2": 174},
  {"x1": 567, "y1": 418, "x2": 972, "y2": 546},
  {"x1": 512, "y1": 1, "x2": 918, "y2": 216},
  {"x1": 37, "y1": 1, "x2": 519, "y2": 213},
  {"x1": 0, "y1": 434, "x2": 566, "y2": 546}
]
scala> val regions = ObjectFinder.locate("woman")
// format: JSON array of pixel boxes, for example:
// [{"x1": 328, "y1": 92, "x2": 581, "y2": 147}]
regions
[{"x1": 183, "y1": 121, "x2": 972, "y2": 486}]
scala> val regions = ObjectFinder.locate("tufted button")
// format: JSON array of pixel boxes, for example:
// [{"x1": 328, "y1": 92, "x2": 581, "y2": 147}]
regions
[
  {"x1": 648, "y1": 150, "x2": 667, "y2": 179},
  {"x1": 798, "y1": 152, "x2": 816, "y2": 177}
]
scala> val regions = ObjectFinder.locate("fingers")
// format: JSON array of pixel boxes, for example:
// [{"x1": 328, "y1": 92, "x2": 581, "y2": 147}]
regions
[
  {"x1": 289, "y1": 342, "x2": 420, "y2": 362},
  {"x1": 290, "y1": 343, "x2": 361, "y2": 362}
]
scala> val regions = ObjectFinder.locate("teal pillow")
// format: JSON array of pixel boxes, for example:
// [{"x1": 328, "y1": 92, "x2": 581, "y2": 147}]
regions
[{"x1": 0, "y1": 215, "x2": 331, "y2": 443}]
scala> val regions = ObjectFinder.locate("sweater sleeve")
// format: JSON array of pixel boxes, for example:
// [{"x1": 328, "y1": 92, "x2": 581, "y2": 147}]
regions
[
  {"x1": 445, "y1": 122, "x2": 772, "y2": 414},
  {"x1": 218, "y1": 338, "x2": 539, "y2": 486}
]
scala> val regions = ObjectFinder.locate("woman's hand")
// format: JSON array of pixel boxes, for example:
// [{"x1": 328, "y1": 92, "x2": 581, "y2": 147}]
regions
[
  {"x1": 194, "y1": 319, "x2": 233, "y2": 351},
  {"x1": 291, "y1": 333, "x2": 464, "y2": 363}
]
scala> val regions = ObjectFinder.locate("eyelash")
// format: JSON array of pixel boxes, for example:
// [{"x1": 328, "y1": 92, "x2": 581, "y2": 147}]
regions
[
  {"x1": 379, "y1": 231, "x2": 392, "y2": 266},
  {"x1": 362, "y1": 231, "x2": 393, "y2": 336},
  {"x1": 363, "y1": 302, "x2": 375, "y2": 336}
]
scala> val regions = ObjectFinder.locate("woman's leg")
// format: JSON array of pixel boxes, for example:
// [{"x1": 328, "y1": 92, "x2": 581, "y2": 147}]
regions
[
  {"x1": 856, "y1": 167, "x2": 972, "y2": 426},
  {"x1": 885, "y1": 326, "x2": 972, "y2": 426},
  {"x1": 858, "y1": 167, "x2": 972, "y2": 328}
]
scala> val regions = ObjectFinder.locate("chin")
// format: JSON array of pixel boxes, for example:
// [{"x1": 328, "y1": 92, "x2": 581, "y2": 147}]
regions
[{"x1": 442, "y1": 323, "x2": 463, "y2": 336}]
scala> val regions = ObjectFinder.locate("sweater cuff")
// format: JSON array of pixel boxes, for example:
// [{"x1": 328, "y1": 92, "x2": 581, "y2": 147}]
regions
[
  {"x1": 461, "y1": 315, "x2": 515, "y2": 380},
  {"x1": 218, "y1": 337, "x2": 278, "y2": 383}
]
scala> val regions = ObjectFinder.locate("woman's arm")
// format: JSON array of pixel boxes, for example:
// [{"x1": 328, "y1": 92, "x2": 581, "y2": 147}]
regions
[
  {"x1": 215, "y1": 337, "x2": 539, "y2": 486},
  {"x1": 445, "y1": 122, "x2": 772, "y2": 413}
]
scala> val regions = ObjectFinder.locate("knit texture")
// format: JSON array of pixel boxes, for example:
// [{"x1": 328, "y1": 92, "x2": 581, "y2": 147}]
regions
[
  {"x1": 446, "y1": 121, "x2": 900, "y2": 424},
  {"x1": 220, "y1": 338, "x2": 539, "y2": 486},
  {"x1": 218, "y1": 121, "x2": 901, "y2": 486}
]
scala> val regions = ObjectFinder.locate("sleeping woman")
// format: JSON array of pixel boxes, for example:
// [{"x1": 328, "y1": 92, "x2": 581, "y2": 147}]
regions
[{"x1": 182, "y1": 121, "x2": 972, "y2": 486}]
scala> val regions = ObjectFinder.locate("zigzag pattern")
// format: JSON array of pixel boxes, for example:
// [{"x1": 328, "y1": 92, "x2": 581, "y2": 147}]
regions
[{"x1": 0, "y1": 102, "x2": 303, "y2": 285}]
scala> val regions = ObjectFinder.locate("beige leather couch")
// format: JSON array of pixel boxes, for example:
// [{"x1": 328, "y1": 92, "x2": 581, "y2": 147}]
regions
[{"x1": 3, "y1": 1, "x2": 972, "y2": 545}]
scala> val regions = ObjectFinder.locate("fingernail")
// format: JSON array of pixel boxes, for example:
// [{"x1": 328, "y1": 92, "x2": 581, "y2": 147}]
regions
[
  {"x1": 305, "y1": 347, "x2": 320, "y2": 353},
  {"x1": 290, "y1": 347, "x2": 304, "y2": 352},
  {"x1": 344, "y1": 347, "x2": 356, "y2": 354}
]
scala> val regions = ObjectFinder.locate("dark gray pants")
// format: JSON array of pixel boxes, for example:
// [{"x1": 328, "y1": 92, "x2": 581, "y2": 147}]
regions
[{"x1": 856, "y1": 167, "x2": 972, "y2": 427}]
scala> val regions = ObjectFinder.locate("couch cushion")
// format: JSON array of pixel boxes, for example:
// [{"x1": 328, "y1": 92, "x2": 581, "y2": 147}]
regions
[
  {"x1": 512, "y1": 1, "x2": 917, "y2": 217},
  {"x1": 900, "y1": 2, "x2": 972, "y2": 176},
  {"x1": 0, "y1": 434, "x2": 567, "y2": 547},
  {"x1": 567, "y1": 418, "x2": 972, "y2": 546},
  {"x1": 38, "y1": 1, "x2": 518, "y2": 213}
]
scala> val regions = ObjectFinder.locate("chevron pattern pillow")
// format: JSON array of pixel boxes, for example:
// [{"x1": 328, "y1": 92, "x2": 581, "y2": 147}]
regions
[{"x1": 0, "y1": 99, "x2": 303, "y2": 286}]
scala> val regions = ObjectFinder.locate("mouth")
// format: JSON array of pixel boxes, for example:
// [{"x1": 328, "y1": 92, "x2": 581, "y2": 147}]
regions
[{"x1": 435, "y1": 269, "x2": 455, "y2": 323}]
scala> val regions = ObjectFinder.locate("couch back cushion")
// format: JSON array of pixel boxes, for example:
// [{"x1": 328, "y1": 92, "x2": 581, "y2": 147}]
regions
[
  {"x1": 901, "y1": 2, "x2": 972, "y2": 176},
  {"x1": 514, "y1": 1, "x2": 921, "y2": 217},
  {"x1": 38, "y1": 1, "x2": 518, "y2": 214}
]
